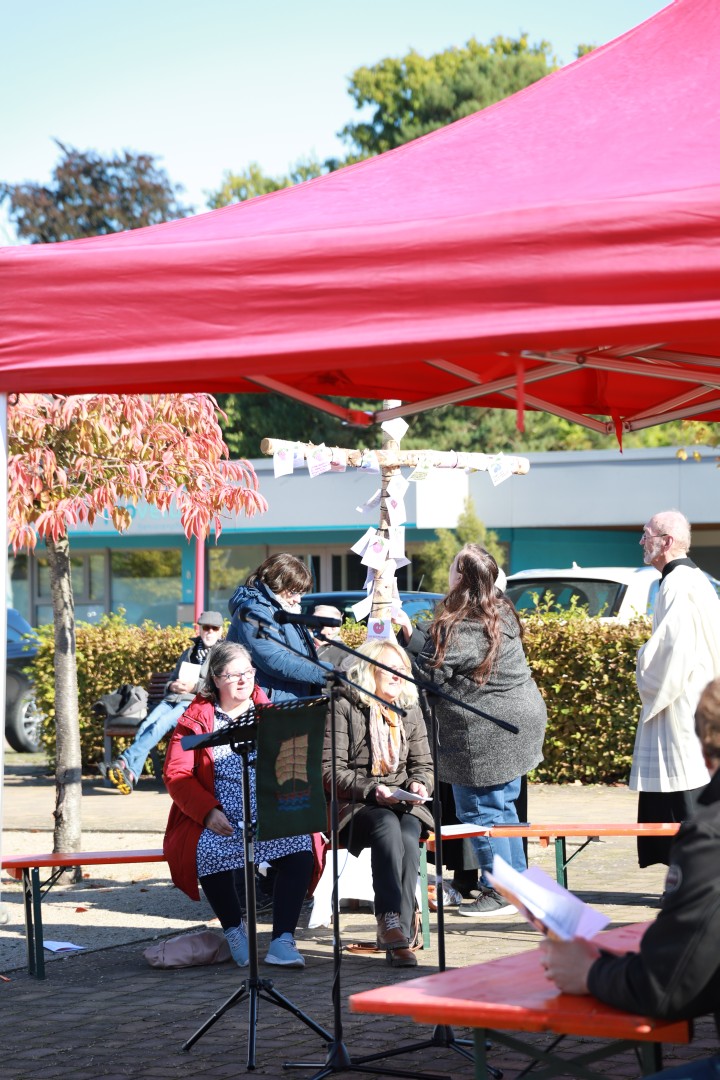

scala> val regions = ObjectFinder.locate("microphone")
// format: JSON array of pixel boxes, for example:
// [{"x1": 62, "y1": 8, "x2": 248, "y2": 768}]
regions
[
  {"x1": 237, "y1": 607, "x2": 273, "y2": 626},
  {"x1": 274, "y1": 611, "x2": 342, "y2": 630}
]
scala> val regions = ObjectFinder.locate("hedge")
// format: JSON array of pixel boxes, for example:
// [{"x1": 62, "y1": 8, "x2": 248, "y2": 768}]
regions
[{"x1": 29, "y1": 609, "x2": 651, "y2": 782}]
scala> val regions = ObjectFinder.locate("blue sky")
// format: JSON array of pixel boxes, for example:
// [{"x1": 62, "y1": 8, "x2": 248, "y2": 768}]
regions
[{"x1": 2, "y1": 0, "x2": 669, "y2": 241}]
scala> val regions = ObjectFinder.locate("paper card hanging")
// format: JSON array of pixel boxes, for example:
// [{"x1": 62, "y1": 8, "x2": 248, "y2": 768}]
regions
[
  {"x1": 380, "y1": 417, "x2": 409, "y2": 443},
  {"x1": 407, "y1": 456, "x2": 431, "y2": 482},
  {"x1": 357, "y1": 489, "x2": 382, "y2": 514},
  {"x1": 386, "y1": 474, "x2": 410, "y2": 499},
  {"x1": 366, "y1": 616, "x2": 394, "y2": 641},
  {"x1": 361, "y1": 533, "x2": 390, "y2": 569},
  {"x1": 351, "y1": 594, "x2": 373, "y2": 621},
  {"x1": 306, "y1": 445, "x2": 333, "y2": 478},
  {"x1": 330, "y1": 450, "x2": 347, "y2": 472},
  {"x1": 386, "y1": 493, "x2": 407, "y2": 526},
  {"x1": 273, "y1": 445, "x2": 295, "y2": 478},
  {"x1": 359, "y1": 450, "x2": 381, "y2": 473},
  {"x1": 351, "y1": 527, "x2": 376, "y2": 557},
  {"x1": 387, "y1": 527, "x2": 406, "y2": 560},
  {"x1": 488, "y1": 452, "x2": 513, "y2": 486}
]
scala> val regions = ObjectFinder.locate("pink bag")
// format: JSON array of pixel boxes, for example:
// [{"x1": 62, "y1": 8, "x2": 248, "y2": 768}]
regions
[{"x1": 143, "y1": 929, "x2": 231, "y2": 968}]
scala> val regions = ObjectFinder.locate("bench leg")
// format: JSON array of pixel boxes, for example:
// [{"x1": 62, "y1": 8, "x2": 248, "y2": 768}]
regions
[
  {"x1": 554, "y1": 836, "x2": 568, "y2": 889},
  {"x1": 22, "y1": 868, "x2": 45, "y2": 979},
  {"x1": 419, "y1": 845, "x2": 431, "y2": 950},
  {"x1": 638, "y1": 1042, "x2": 662, "y2": 1075}
]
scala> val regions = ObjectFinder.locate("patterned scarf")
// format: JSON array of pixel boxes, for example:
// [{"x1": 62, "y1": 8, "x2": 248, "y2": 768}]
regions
[{"x1": 369, "y1": 702, "x2": 404, "y2": 776}]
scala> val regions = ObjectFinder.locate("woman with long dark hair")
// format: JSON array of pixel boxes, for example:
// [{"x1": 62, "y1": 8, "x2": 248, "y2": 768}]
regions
[{"x1": 419, "y1": 544, "x2": 546, "y2": 918}]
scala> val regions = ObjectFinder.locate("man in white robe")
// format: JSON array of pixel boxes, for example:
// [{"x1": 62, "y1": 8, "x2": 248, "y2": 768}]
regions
[{"x1": 632, "y1": 509, "x2": 720, "y2": 865}]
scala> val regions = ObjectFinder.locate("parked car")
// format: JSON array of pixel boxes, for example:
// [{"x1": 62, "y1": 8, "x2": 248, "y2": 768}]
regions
[
  {"x1": 505, "y1": 564, "x2": 720, "y2": 622},
  {"x1": 6, "y1": 608, "x2": 43, "y2": 753},
  {"x1": 301, "y1": 590, "x2": 443, "y2": 623}
]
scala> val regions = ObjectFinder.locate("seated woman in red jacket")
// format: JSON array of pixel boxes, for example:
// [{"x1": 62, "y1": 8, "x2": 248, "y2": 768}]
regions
[{"x1": 163, "y1": 641, "x2": 313, "y2": 968}]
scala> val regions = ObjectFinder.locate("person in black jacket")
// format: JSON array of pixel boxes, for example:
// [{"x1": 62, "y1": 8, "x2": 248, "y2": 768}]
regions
[{"x1": 540, "y1": 676, "x2": 720, "y2": 1078}]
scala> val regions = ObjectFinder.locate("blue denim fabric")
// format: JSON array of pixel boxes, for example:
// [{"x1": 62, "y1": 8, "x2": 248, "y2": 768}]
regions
[
  {"x1": 121, "y1": 699, "x2": 187, "y2": 779},
  {"x1": 452, "y1": 776, "x2": 526, "y2": 886}
]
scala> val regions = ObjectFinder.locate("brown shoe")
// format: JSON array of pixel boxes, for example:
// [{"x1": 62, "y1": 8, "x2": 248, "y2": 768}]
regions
[{"x1": 376, "y1": 912, "x2": 417, "y2": 968}]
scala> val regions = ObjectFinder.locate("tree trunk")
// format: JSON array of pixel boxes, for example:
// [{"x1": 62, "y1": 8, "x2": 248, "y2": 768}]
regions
[{"x1": 46, "y1": 535, "x2": 82, "y2": 874}]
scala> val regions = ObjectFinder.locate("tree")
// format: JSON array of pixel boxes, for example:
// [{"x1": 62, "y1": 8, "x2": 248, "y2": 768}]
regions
[
  {"x1": 206, "y1": 158, "x2": 325, "y2": 209},
  {"x1": 0, "y1": 139, "x2": 189, "y2": 243},
  {"x1": 414, "y1": 497, "x2": 506, "y2": 592},
  {"x1": 338, "y1": 35, "x2": 556, "y2": 159},
  {"x1": 8, "y1": 393, "x2": 267, "y2": 860}
]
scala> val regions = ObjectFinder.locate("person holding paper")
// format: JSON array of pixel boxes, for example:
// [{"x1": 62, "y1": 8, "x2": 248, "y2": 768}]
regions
[
  {"x1": 419, "y1": 544, "x2": 547, "y2": 918},
  {"x1": 100, "y1": 611, "x2": 224, "y2": 794},
  {"x1": 321, "y1": 639, "x2": 434, "y2": 967},
  {"x1": 227, "y1": 553, "x2": 325, "y2": 702},
  {"x1": 540, "y1": 676, "x2": 720, "y2": 1076}
]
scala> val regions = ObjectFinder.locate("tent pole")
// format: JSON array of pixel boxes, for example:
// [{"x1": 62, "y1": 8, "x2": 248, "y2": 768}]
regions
[
  {"x1": 194, "y1": 535, "x2": 206, "y2": 624},
  {"x1": 0, "y1": 393, "x2": 9, "y2": 923}
]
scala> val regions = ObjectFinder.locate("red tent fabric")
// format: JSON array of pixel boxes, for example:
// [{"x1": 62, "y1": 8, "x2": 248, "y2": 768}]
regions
[{"x1": 2, "y1": 0, "x2": 720, "y2": 433}]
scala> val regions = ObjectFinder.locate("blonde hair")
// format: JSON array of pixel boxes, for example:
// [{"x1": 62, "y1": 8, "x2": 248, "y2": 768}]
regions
[{"x1": 348, "y1": 639, "x2": 418, "y2": 709}]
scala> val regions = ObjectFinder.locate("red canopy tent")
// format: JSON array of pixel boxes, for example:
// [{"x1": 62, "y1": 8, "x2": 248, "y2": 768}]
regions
[{"x1": 1, "y1": 0, "x2": 720, "y2": 439}]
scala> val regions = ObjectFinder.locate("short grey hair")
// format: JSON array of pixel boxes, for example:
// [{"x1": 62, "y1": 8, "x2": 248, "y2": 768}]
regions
[{"x1": 652, "y1": 509, "x2": 691, "y2": 554}]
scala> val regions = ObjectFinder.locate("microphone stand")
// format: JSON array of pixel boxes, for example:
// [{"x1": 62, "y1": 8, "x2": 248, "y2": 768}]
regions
[
  {"x1": 179, "y1": 709, "x2": 334, "y2": 1070},
  {"x1": 237, "y1": 614, "x2": 509, "y2": 1078}
]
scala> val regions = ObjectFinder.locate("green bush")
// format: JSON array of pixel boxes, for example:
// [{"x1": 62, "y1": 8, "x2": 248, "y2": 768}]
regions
[
  {"x1": 523, "y1": 610, "x2": 650, "y2": 784},
  {"x1": 33, "y1": 612, "x2": 193, "y2": 769}
]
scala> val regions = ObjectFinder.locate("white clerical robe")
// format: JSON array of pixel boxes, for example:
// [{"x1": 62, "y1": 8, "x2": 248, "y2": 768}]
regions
[{"x1": 631, "y1": 564, "x2": 720, "y2": 792}]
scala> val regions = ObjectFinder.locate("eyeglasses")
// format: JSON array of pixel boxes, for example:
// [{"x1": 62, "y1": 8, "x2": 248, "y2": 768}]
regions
[
  {"x1": 200, "y1": 624, "x2": 221, "y2": 632},
  {"x1": 640, "y1": 530, "x2": 668, "y2": 541},
  {"x1": 217, "y1": 670, "x2": 254, "y2": 682}
]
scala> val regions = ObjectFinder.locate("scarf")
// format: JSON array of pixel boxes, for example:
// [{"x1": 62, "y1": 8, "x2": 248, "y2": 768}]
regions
[{"x1": 369, "y1": 702, "x2": 404, "y2": 776}]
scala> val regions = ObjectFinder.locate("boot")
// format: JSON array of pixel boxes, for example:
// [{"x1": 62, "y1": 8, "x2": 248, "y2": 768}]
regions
[{"x1": 376, "y1": 912, "x2": 417, "y2": 968}]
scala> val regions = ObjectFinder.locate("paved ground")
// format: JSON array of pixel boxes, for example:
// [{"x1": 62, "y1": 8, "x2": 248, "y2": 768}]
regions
[{"x1": 0, "y1": 749, "x2": 716, "y2": 1079}]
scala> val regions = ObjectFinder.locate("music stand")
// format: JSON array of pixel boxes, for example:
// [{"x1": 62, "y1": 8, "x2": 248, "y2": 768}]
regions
[{"x1": 180, "y1": 707, "x2": 333, "y2": 1071}]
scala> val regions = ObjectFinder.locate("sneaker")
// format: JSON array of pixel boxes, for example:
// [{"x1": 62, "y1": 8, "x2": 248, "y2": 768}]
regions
[
  {"x1": 428, "y1": 882, "x2": 463, "y2": 911},
  {"x1": 457, "y1": 888, "x2": 517, "y2": 918},
  {"x1": 106, "y1": 760, "x2": 135, "y2": 795},
  {"x1": 265, "y1": 933, "x2": 305, "y2": 968},
  {"x1": 224, "y1": 922, "x2": 249, "y2": 967}
]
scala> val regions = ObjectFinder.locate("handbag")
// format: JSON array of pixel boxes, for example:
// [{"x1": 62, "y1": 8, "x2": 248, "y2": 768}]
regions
[{"x1": 143, "y1": 929, "x2": 231, "y2": 968}]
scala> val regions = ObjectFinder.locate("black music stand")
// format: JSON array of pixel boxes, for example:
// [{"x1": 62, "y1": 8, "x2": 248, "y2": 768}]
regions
[{"x1": 180, "y1": 708, "x2": 333, "y2": 1071}]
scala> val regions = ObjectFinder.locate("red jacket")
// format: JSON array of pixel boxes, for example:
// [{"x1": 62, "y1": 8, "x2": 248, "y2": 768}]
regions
[{"x1": 163, "y1": 688, "x2": 269, "y2": 900}]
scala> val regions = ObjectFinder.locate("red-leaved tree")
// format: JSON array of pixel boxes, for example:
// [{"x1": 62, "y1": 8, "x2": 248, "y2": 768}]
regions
[{"x1": 8, "y1": 393, "x2": 267, "y2": 858}]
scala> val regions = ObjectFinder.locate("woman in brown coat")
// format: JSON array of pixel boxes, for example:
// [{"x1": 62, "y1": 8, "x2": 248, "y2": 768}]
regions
[{"x1": 321, "y1": 639, "x2": 434, "y2": 967}]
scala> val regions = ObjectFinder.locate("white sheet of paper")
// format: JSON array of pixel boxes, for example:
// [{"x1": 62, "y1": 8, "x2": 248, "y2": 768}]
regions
[
  {"x1": 178, "y1": 662, "x2": 202, "y2": 687},
  {"x1": 273, "y1": 446, "x2": 295, "y2": 477},
  {"x1": 488, "y1": 452, "x2": 514, "y2": 486},
  {"x1": 351, "y1": 595, "x2": 373, "y2": 621},
  {"x1": 351, "y1": 528, "x2": 376, "y2": 556},
  {"x1": 330, "y1": 450, "x2": 347, "y2": 472},
  {"x1": 44, "y1": 940, "x2": 85, "y2": 953},
  {"x1": 407, "y1": 456, "x2": 431, "y2": 482},
  {"x1": 386, "y1": 474, "x2": 410, "y2": 499},
  {"x1": 381, "y1": 417, "x2": 409, "y2": 442},
  {"x1": 356, "y1": 488, "x2": 382, "y2": 514},
  {"x1": 307, "y1": 445, "x2": 333, "y2": 477},
  {"x1": 390, "y1": 788, "x2": 430, "y2": 803},
  {"x1": 366, "y1": 615, "x2": 394, "y2": 640},
  {"x1": 361, "y1": 534, "x2": 389, "y2": 569},
  {"x1": 386, "y1": 494, "x2": 407, "y2": 526},
  {"x1": 359, "y1": 449, "x2": 381, "y2": 473}
]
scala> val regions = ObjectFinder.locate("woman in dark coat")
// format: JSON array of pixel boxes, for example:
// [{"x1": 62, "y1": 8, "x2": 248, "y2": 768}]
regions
[
  {"x1": 322, "y1": 638, "x2": 434, "y2": 967},
  {"x1": 419, "y1": 544, "x2": 547, "y2": 918},
  {"x1": 227, "y1": 553, "x2": 325, "y2": 702}
]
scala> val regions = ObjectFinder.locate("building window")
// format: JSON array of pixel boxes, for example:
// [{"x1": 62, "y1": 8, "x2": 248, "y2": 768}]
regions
[{"x1": 111, "y1": 549, "x2": 181, "y2": 626}]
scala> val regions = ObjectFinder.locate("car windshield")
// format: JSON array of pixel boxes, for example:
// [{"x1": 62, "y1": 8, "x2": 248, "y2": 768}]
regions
[{"x1": 505, "y1": 578, "x2": 627, "y2": 618}]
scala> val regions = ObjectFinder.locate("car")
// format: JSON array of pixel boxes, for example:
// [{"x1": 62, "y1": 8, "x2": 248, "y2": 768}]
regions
[
  {"x1": 301, "y1": 590, "x2": 443, "y2": 623},
  {"x1": 6, "y1": 608, "x2": 43, "y2": 753},
  {"x1": 505, "y1": 564, "x2": 720, "y2": 622}
]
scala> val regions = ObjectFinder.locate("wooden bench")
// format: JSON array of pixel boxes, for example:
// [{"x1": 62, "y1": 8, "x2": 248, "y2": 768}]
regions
[
  {"x1": 423, "y1": 822, "x2": 681, "y2": 890},
  {"x1": 1, "y1": 849, "x2": 166, "y2": 978},
  {"x1": 350, "y1": 922, "x2": 693, "y2": 1079},
  {"x1": 102, "y1": 671, "x2": 173, "y2": 781}
]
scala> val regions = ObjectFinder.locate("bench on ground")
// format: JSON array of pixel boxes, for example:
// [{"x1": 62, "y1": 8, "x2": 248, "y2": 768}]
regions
[
  {"x1": 423, "y1": 822, "x2": 681, "y2": 889},
  {"x1": 102, "y1": 670, "x2": 173, "y2": 782},
  {"x1": 350, "y1": 922, "x2": 693, "y2": 1079},
  {"x1": 1, "y1": 849, "x2": 166, "y2": 978}
]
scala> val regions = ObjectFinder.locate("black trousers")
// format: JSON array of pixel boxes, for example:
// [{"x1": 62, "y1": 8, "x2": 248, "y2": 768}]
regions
[
  {"x1": 346, "y1": 805, "x2": 422, "y2": 941},
  {"x1": 637, "y1": 788, "x2": 705, "y2": 867},
  {"x1": 200, "y1": 849, "x2": 313, "y2": 939}
]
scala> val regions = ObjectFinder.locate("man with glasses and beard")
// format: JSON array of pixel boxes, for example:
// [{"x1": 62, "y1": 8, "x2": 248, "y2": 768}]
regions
[{"x1": 633, "y1": 510, "x2": 720, "y2": 866}]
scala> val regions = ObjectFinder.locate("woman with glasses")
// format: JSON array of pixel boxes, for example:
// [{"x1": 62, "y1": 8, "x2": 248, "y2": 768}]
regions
[
  {"x1": 163, "y1": 641, "x2": 313, "y2": 968},
  {"x1": 228, "y1": 553, "x2": 325, "y2": 703},
  {"x1": 321, "y1": 638, "x2": 434, "y2": 967}
]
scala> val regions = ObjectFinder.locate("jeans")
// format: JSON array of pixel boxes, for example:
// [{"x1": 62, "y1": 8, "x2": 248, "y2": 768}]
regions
[
  {"x1": 452, "y1": 776, "x2": 526, "y2": 887},
  {"x1": 121, "y1": 699, "x2": 187, "y2": 779}
]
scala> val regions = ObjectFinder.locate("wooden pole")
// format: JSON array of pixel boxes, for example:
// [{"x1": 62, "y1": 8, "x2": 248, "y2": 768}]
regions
[{"x1": 260, "y1": 439, "x2": 529, "y2": 475}]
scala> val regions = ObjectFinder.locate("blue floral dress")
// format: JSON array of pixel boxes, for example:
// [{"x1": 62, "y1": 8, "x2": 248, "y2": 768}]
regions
[{"x1": 196, "y1": 706, "x2": 311, "y2": 876}]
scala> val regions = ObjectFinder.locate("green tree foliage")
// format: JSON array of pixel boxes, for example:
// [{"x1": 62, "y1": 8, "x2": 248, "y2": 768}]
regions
[
  {"x1": 338, "y1": 35, "x2": 555, "y2": 159},
  {"x1": 206, "y1": 158, "x2": 325, "y2": 209},
  {"x1": 1, "y1": 139, "x2": 189, "y2": 243},
  {"x1": 414, "y1": 497, "x2": 505, "y2": 592}
]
